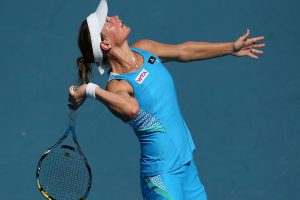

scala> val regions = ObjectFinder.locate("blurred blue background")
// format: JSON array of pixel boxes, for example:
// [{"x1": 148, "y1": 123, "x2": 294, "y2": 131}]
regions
[{"x1": 0, "y1": 0, "x2": 299, "y2": 199}]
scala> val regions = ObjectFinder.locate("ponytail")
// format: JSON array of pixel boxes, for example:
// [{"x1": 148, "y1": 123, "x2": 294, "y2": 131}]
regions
[
  {"x1": 76, "y1": 20, "x2": 96, "y2": 85},
  {"x1": 76, "y1": 56, "x2": 92, "y2": 84}
]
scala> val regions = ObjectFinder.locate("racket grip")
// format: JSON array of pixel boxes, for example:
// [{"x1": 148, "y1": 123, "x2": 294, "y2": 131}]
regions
[{"x1": 68, "y1": 109, "x2": 77, "y2": 127}]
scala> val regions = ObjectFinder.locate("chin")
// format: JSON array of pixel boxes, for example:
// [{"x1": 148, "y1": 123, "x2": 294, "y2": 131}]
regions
[
  {"x1": 125, "y1": 26, "x2": 131, "y2": 37},
  {"x1": 125, "y1": 25, "x2": 131, "y2": 32}
]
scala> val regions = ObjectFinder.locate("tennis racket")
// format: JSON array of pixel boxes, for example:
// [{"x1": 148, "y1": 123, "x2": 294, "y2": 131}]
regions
[{"x1": 36, "y1": 107, "x2": 92, "y2": 200}]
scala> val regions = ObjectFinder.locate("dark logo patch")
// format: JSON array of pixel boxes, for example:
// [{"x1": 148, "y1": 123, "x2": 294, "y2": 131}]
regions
[{"x1": 148, "y1": 56, "x2": 156, "y2": 64}]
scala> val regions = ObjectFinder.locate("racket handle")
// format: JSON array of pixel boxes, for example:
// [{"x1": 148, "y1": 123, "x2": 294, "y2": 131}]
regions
[
  {"x1": 68, "y1": 85, "x2": 78, "y2": 127},
  {"x1": 68, "y1": 109, "x2": 77, "y2": 127}
]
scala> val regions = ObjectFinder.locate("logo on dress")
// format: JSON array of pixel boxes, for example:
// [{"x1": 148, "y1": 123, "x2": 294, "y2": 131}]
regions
[
  {"x1": 148, "y1": 56, "x2": 156, "y2": 64},
  {"x1": 135, "y1": 69, "x2": 149, "y2": 84}
]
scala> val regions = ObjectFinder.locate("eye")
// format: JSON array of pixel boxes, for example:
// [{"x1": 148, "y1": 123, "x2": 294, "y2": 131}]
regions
[{"x1": 105, "y1": 18, "x2": 110, "y2": 25}]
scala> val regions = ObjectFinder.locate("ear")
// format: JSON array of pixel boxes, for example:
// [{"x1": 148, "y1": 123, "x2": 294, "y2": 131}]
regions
[{"x1": 100, "y1": 40, "x2": 112, "y2": 52}]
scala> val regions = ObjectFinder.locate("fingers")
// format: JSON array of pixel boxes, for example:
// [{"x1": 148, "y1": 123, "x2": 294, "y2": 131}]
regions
[
  {"x1": 69, "y1": 85, "x2": 78, "y2": 95},
  {"x1": 247, "y1": 47, "x2": 264, "y2": 60},
  {"x1": 68, "y1": 84, "x2": 87, "y2": 110},
  {"x1": 251, "y1": 48, "x2": 264, "y2": 55},
  {"x1": 240, "y1": 29, "x2": 250, "y2": 41},
  {"x1": 72, "y1": 86, "x2": 78, "y2": 92},
  {"x1": 68, "y1": 85, "x2": 79, "y2": 108},
  {"x1": 245, "y1": 36, "x2": 265, "y2": 46},
  {"x1": 248, "y1": 52, "x2": 259, "y2": 60},
  {"x1": 235, "y1": 30, "x2": 265, "y2": 60},
  {"x1": 253, "y1": 43, "x2": 266, "y2": 48}
]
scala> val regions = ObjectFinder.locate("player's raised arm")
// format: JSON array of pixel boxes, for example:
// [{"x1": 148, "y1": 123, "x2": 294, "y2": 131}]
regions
[{"x1": 132, "y1": 29, "x2": 265, "y2": 62}]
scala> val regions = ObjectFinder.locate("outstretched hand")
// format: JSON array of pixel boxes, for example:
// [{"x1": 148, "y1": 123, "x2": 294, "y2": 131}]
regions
[
  {"x1": 232, "y1": 29, "x2": 265, "y2": 60},
  {"x1": 68, "y1": 84, "x2": 87, "y2": 110}
]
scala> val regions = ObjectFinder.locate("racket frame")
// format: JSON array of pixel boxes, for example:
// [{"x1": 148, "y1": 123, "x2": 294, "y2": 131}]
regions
[{"x1": 36, "y1": 109, "x2": 92, "y2": 200}]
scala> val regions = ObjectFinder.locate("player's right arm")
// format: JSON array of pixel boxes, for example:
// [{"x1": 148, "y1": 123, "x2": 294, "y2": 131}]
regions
[
  {"x1": 69, "y1": 81, "x2": 139, "y2": 121},
  {"x1": 96, "y1": 80, "x2": 139, "y2": 121}
]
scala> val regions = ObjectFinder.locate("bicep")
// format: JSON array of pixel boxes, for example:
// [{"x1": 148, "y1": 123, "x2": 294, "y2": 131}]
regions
[
  {"x1": 106, "y1": 80, "x2": 133, "y2": 97},
  {"x1": 105, "y1": 80, "x2": 139, "y2": 120}
]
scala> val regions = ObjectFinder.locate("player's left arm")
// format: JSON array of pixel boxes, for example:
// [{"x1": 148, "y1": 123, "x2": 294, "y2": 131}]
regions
[{"x1": 132, "y1": 29, "x2": 265, "y2": 62}]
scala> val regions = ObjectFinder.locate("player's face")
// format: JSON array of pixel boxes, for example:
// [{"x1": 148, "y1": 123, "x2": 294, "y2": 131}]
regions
[{"x1": 101, "y1": 15, "x2": 131, "y2": 46}]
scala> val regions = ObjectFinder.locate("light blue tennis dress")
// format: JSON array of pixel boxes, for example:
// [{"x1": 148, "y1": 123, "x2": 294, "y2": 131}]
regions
[{"x1": 108, "y1": 48, "x2": 207, "y2": 200}]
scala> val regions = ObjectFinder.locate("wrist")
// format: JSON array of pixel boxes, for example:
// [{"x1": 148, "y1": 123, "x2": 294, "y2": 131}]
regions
[
  {"x1": 86, "y1": 83, "x2": 100, "y2": 99},
  {"x1": 229, "y1": 42, "x2": 237, "y2": 54}
]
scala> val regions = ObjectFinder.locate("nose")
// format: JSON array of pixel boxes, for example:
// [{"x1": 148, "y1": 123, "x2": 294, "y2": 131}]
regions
[{"x1": 114, "y1": 15, "x2": 120, "y2": 22}]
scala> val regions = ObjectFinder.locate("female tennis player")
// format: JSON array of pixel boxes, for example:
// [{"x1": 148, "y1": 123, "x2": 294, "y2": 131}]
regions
[{"x1": 68, "y1": 0, "x2": 265, "y2": 199}]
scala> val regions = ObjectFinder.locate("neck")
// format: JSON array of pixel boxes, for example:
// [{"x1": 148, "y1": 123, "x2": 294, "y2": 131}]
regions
[{"x1": 107, "y1": 42, "x2": 139, "y2": 74}]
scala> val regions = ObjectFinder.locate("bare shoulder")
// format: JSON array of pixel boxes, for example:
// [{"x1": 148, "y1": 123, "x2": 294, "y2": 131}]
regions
[
  {"x1": 131, "y1": 39, "x2": 157, "y2": 54},
  {"x1": 106, "y1": 79, "x2": 134, "y2": 96},
  {"x1": 131, "y1": 39, "x2": 181, "y2": 62}
]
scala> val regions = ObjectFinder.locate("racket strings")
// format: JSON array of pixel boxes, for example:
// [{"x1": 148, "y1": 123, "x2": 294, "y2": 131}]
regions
[{"x1": 38, "y1": 147, "x2": 91, "y2": 200}]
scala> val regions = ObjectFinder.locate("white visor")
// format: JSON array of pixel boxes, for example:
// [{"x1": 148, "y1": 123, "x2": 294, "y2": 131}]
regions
[{"x1": 86, "y1": 0, "x2": 108, "y2": 75}]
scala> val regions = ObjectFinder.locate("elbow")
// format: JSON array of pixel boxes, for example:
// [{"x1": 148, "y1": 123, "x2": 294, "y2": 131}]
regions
[
  {"x1": 106, "y1": 99, "x2": 139, "y2": 121},
  {"x1": 177, "y1": 42, "x2": 192, "y2": 62},
  {"x1": 119, "y1": 98, "x2": 139, "y2": 119},
  {"x1": 127, "y1": 103, "x2": 139, "y2": 119}
]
